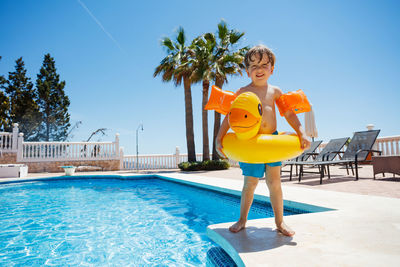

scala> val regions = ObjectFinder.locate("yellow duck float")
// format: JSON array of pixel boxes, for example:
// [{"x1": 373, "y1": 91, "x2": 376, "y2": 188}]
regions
[{"x1": 205, "y1": 86, "x2": 311, "y2": 163}]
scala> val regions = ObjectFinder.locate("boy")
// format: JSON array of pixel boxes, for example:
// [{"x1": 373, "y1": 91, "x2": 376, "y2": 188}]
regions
[{"x1": 216, "y1": 45, "x2": 310, "y2": 237}]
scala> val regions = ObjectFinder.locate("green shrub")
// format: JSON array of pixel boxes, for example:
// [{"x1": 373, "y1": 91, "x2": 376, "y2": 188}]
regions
[{"x1": 178, "y1": 160, "x2": 230, "y2": 171}]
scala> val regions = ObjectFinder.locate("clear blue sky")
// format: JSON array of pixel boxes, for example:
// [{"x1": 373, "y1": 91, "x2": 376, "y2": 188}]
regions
[{"x1": 1, "y1": 0, "x2": 399, "y2": 155}]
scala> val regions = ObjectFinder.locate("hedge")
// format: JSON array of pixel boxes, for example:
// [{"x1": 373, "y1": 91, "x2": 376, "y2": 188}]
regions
[{"x1": 178, "y1": 160, "x2": 230, "y2": 171}]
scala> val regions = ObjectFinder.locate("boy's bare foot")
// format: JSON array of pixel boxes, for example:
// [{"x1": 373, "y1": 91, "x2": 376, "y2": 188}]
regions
[
  {"x1": 229, "y1": 220, "x2": 246, "y2": 233},
  {"x1": 277, "y1": 222, "x2": 295, "y2": 237}
]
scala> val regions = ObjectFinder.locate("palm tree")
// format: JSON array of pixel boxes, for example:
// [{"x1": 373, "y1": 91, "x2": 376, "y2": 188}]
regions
[
  {"x1": 191, "y1": 22, "x2": 248, "y2": 161},
  {"x1": 154, "y1": 27, "x2": 196, "y2": 162},
  {"x1": 190, "y1": 34, "x2": 216, "y2": 161},
  {"x1": 210, "y1": 21, "x2": 248, "y2": 160}
]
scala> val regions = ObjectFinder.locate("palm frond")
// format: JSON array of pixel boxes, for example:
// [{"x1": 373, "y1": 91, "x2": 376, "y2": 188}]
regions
[
  {"x1": 176, "y1": 27, "x2": 186, "y2": 46},
  {"x1": 203, "y1": 32, "x2": 216, "y2": 45},
  {"x1": 161, "y1": 37, "x2": 174, "y2": 52},
  {"x1": 229, "y1": 30, "x2": 245, "y2": 45},
  {"x1": 217, "y1": 20, "x2": 228, "y2": 43}
]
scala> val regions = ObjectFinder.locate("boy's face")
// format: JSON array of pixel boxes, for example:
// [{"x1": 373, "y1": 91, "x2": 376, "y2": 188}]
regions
[{"x1": 246, "y1": 53, "x2": 274, "y2": 86}]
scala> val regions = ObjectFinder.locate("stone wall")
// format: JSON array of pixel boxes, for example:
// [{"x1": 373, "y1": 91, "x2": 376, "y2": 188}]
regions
[
  {"x1": 22, "y1": 160, "x2": 120, "y2": 173},
  {"x1": 0, "y1": 152, "x2": 17, "y2": 164}
]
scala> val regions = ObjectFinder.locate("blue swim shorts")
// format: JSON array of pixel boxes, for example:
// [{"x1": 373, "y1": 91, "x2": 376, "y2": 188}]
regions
[{"x1": 238, "y1": 130, "x2": 282, "y2": 178}]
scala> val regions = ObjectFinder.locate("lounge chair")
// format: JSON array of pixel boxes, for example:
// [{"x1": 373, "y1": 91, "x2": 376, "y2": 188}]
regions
[
  {"x1": 281, "y1": 140, "x2": 323, "y2": 180},
  {"x1": 294, "y1": 137, "x2": 349, "y2": 181},
  {"x1": 297, "y1": 130, "x2": 381, "y2": 184}
]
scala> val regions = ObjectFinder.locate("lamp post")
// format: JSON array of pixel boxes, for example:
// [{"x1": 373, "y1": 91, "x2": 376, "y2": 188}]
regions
[{"x1": 136, "y1": 123, "x2": 144, "y2": 172}]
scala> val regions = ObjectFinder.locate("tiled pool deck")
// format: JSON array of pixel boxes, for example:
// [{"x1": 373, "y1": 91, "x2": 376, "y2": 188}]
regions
[{"x1": 1, "y1": 165, "x2": 400, "y2": 266}]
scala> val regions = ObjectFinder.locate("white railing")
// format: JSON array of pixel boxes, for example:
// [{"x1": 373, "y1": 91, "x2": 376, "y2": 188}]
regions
[
  {"x1": 123, "y1": 153, "x2": 204, "y2": 170},
  {"x1": 0, "y1": 124, "x2": 19, "y2": 152},
  {"x1": 0, "y1": 132, "x2": 13, "y2": 151},
  {"x1": 18, "y1": 134, "x2": 120, "y2": 162},
  {"x1": 122, "y1": 152, "x2": 238, "y2": 170},
  {"x1": 124, "y1": 154, "x2": 177, "y2": 170},
  {"x1": 375, "y1": 136, "x2": 400, "y2": 156}
]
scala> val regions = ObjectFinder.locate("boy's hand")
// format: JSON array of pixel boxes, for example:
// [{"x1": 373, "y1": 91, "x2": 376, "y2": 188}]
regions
[{"x1": 299, "y1": 133, "x2": 311, "y2": 150}]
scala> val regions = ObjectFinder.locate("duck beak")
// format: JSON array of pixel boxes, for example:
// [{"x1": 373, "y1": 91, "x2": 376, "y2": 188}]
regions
[{"x1": 229, "y1": 108, "x2": 261, "y2": 133}]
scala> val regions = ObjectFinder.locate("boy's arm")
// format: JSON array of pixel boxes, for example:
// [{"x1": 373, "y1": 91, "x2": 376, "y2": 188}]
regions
[
  {"x1": 215, "y1": 115, "x2": 230, "y2": 158},
  {"x1": 283, "y1": 110, "x2": 310, "y2": 149}
]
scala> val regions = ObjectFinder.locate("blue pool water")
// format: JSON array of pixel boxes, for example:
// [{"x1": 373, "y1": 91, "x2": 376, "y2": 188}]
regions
[{"x1": 0, "y1": 177, "x2": 307, "y2": 266}]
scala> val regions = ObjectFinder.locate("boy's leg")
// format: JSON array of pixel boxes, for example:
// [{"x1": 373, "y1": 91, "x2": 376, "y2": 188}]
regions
[
  {"x1": 265, "y1": 165, "x2": 295, "y2": 236},
  {"x1": 229, "y1": 176, "x2": 259, "y2": 233}
]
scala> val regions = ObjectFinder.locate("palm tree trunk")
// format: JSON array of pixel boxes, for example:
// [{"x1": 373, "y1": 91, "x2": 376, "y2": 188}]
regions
[
  {"x1": 212, "y1": 111, "x2": 221, "y2": 160},
  {"x1": 212, "y1": 79, "x2": 224, "y2": 160},
  {"x1": 202, "y1": 79, "x2": 210, "y2": 161},
  {"x1": 183, "y1": 77, "x2": 196, "y2": 162}
]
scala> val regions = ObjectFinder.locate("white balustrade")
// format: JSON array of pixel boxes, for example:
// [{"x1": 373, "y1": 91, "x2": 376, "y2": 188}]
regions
[
  {"x1": 375, "y1": 136, "x2": 400, "y2": 156},
  {"x1": 123, "y1": 154, "x2": 182, "y2": 170},
  {"x1": 123, "y1": 153, "x2": 213, "y2": 170},
  {"x1": 19, "y1": 134, "x2": 121, "y2": 162},
  {"x1": 0, "y1": 132, "x2": 13, "y2": 151},
  {"x1": 122, "y1": 152, "x2": 237, "y2": 170},
  {"x1": 0, "y1": 123, "x2": 19, "y2": 152}
]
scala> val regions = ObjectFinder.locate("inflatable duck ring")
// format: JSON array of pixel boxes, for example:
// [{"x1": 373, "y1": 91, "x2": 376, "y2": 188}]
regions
[{"x1": 205, "y1": 86, "x2": 311, "y2": 163}]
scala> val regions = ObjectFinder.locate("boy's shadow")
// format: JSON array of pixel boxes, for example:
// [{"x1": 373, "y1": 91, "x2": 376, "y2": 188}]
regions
[{"x1": 211, "y1": 226, "x2": 297, "y2": 253}]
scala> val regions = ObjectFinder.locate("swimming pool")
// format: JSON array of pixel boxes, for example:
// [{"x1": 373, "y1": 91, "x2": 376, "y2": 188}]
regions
[{"x1": 0, "y1": 176, "x2": 317, "y2": 266}]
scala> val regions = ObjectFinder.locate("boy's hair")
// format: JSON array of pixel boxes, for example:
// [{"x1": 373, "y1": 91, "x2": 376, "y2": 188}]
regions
[{"x1": 244, "y1": 45, "x2": 276, "y2": 69}]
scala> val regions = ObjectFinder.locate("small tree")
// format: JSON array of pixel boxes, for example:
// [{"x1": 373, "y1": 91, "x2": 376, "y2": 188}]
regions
[
  {"x1": 65, "y1": 120, "x2": 82, "y2": 141},
  {"x1": 35, "y1": 54, "x2": 71, "y2": 141},
  {"x1": 81, "y1": 128, "x2": 108, "y2": 158},
  {"x1": 4, "y1": 57, "x2": 41, "y2": 139}
]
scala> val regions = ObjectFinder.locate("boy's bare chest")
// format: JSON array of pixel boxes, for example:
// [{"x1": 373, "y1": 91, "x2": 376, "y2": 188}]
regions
[
  {"x1": 257, "y1": 92, "x2": 275, "y2": 114},
  {"x1": 240, "y1": 86, "x2": 276, "y2": 114},
  {"x1": 261, "y1": 99, "x2": 276, "y2": 122},
  {"x1": 260, "y1": 99, "x2": 277, "y2": 132}
]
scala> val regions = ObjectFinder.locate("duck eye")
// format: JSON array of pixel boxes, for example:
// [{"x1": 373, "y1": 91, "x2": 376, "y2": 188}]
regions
[{"x1": 245, "y1": 114, "x2": 247, "y2": 118}]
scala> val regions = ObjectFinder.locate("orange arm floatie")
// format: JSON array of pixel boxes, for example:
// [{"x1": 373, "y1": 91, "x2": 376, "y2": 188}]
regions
[
  {"x1": 276, "y1": 89, "x2": 311, "y2": 116},
  {"x1": 204, "y1": 85, "x2": 237, "y2": 115}
]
